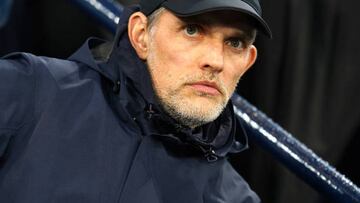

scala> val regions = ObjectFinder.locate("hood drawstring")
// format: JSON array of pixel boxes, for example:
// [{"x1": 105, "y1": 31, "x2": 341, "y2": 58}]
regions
[
  {"x1": 199, "y1": 145, "x2": 219, "y2": 163},
  {"x1": 112, "y1": 80, "x2": 121, "y2": 94},
  {"x1": 146, "y1": 104, "x2": 156, "y2": 119}
]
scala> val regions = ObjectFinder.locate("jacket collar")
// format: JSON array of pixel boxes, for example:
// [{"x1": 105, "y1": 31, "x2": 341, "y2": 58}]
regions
[
  {"x1": 68, "y1": 37, "x2": 105, "y2": 74},
  {"x1": 67, "y1": 5, "x2": 249, "y2": 160}
]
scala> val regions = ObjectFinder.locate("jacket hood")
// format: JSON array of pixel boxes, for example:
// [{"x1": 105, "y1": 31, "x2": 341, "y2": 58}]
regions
[{"x1": 74, "y1": 5, "x2": 249, "y2": 160}]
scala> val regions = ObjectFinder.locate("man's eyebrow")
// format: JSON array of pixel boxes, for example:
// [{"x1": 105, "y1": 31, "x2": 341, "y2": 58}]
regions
[
  {"x1": 178, "y1": 16, "x2": 251, "y2": 31},
  {"x1": 227, "y1": 29, "x2": 248, "y2": 37},
  {"x1": 176, "y1": 14, "x2": 255, "y2": 42},
  {"x1": 178, "y1": 16, "x2": 252, "y2": 38},
  {"x1": 177, "y1": 15, "x2": 209, "y2": 24}
]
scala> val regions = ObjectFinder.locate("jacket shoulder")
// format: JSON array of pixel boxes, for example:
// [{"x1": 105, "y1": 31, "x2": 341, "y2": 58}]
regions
[
  {"x1": 0, "y1": 53, "x2": 40, "y2": 158},
  {"x1": 0, "y1": 52, "x2": 86, "y2": 147},
  {"x1": 205, "y1": 160, "x2": 261, "y2": 203},
  {"x1": 0, "y1": 52, "x2": 39, "y2": 129}
]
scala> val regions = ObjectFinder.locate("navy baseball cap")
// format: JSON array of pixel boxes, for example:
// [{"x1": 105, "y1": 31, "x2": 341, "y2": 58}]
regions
[{"x1": 139, "y1": 0, "x2": 272, "y2": 38}]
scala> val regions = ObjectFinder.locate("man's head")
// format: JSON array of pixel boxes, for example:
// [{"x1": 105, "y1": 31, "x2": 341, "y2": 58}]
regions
[{"x1": 127, "y1": 0, "x2": 270, "y2": 128}]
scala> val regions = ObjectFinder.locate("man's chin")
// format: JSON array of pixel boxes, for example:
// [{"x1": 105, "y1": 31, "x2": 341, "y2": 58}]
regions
[
  {"x1": 158, "y1": 91, "x2": 228, "y2": 127},
  {"x1": 172, "y1": 100, "x2": 226, "y2": 126}
]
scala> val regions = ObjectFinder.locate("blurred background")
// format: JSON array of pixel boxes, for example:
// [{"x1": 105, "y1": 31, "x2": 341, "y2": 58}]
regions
[{"x1": 1, "y1": 0, "x2": 359, "y2": 202}]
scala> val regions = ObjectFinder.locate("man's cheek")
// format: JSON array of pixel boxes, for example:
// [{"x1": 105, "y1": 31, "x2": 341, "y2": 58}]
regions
[
  {"x1": 227, "y1": 77, "x2": 241, "y2": 93},
  {"x1": 168, "y1": 40, "x2": 198, "y2": 64}
]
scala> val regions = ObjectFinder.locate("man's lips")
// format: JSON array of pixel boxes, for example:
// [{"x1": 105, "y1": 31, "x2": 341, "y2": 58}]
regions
[{"x1": 188, "y1": 81, "x2": 222, "y2": 95}]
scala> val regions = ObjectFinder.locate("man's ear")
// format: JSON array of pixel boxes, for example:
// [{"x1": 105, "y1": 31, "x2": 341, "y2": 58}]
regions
[
  {"x1": 128, "y1": 12, "x2": 149, "y2": 60},
  {"x1": 244, "y1": 45, "x2": 258, "y2": 70}
]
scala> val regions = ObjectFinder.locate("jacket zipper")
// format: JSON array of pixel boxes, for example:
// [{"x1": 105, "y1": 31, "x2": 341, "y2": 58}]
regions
[{"x1": 146, "y1": 104, "x2": 219, "y2": 163}]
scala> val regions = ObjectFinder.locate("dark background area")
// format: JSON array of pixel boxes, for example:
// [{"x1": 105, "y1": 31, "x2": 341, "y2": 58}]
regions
[{"x1": 1, "y1": 0, "x2": 359, "y2": 202}]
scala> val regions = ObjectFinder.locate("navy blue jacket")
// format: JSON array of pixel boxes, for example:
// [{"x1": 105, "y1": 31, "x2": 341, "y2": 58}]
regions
[{"x1": 0, "y1": 6, "x2": 260, "y2": 203}]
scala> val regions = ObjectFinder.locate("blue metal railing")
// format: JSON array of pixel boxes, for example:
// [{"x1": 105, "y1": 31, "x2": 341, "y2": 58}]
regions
[
  {"x1": 72, "y1": 0, "x2": 123, "y2": 33},
  {"x1": 0, "y1": 0, "x2": 14, "y2": 28},
  {"x1": 72, "y1": 1, "x2": 360, "y2": 202},
  {"x1": 232, "y1": 94, "x2": 360, "y2": 203}
]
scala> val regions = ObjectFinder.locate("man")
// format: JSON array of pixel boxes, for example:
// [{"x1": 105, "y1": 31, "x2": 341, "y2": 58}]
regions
[{"x1": 0, "y1": 0, "x2": 271, "y2": 202}]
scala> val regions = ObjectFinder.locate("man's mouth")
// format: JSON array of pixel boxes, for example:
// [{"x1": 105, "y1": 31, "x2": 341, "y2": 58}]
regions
[{"x1": 188, "y1": 81, "x2": 222, "y2": 96}]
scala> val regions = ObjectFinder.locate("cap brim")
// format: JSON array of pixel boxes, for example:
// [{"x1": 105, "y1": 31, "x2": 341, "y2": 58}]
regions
[{"x1": 162, "y1": 0, "x2": 272, "y2": 38}]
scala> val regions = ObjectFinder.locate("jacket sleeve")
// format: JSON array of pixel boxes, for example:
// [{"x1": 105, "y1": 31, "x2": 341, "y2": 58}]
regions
[{"x1": 0, "y1": 53, "x2": 36, "y2": 158}]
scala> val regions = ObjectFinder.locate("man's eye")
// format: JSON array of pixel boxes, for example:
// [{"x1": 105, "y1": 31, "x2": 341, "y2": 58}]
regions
[
  {"x1": 184, "y1": 25, "x2": 199, "y2": 36},
  {"x1": 227, "y1": 39, "x2": 244, "y2": 49}
]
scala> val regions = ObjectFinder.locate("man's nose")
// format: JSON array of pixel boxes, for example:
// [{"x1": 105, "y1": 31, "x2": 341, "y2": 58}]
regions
[{"x1": 199, "y1": 41, "x2": 225, "y2": 73}]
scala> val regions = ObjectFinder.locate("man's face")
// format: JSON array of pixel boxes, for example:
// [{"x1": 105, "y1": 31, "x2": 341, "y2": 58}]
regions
[{"x1": 144, "y1": 10, "x2": 257, "y2": 128}]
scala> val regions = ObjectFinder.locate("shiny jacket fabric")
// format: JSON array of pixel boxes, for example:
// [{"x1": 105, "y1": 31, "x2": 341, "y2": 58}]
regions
[{"x1": 0, "y1": 6, "x2": 260, "y2": 203}]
